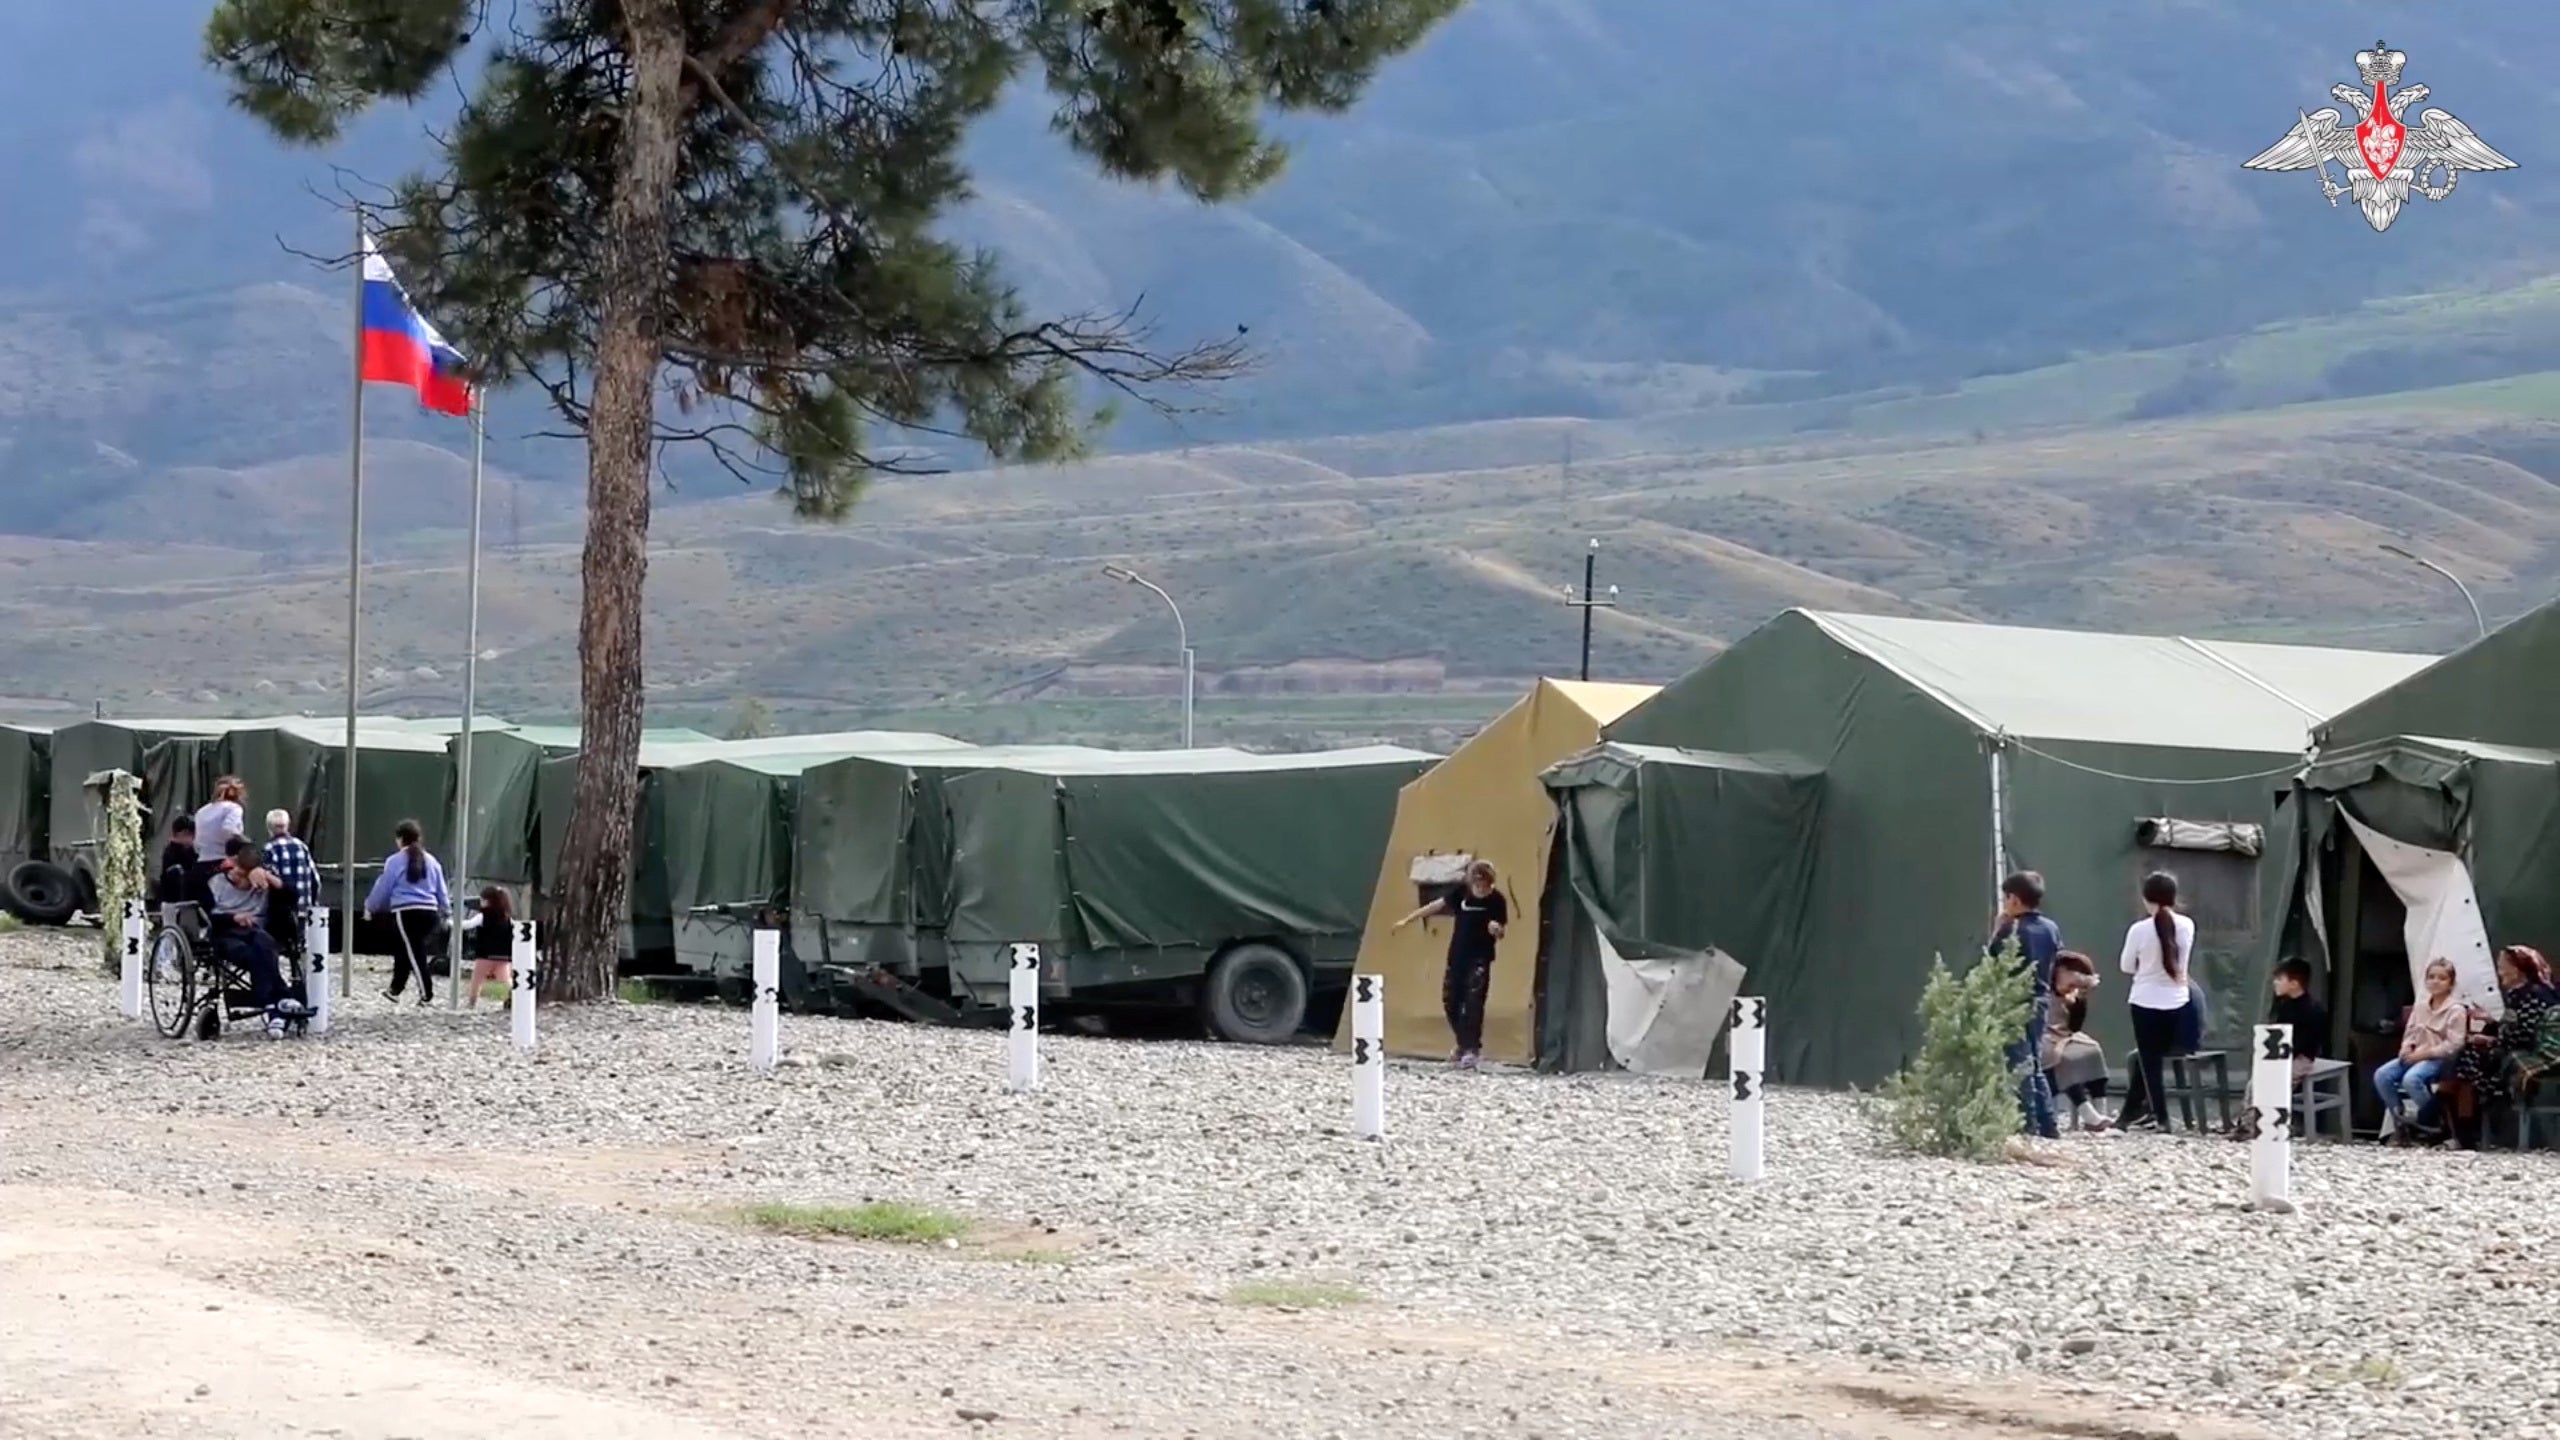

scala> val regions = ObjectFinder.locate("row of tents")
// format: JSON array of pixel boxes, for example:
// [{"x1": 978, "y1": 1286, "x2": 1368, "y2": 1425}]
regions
[
  {"x1": 11, "y1": 597, "x2": 2549, "y2": 1090},
  {"x1": 0, "y1": 712, "x2": 1432, "y2": 1041},
  {"x1": 1337, "y1": 610, "x2": 2455, "y2": 1091}
]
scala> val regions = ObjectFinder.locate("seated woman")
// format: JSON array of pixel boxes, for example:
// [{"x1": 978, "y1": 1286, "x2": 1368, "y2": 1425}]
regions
[
  {"x1": 2041, "y1": 951, "x2": 2111, "y2": 1132},
  {"x1": 2375, "y1": 957, "x2": 2467, "y2": 1144},
  {"x1": 2448, "y1": 945, "x2": 2560, "y2": 1143}
]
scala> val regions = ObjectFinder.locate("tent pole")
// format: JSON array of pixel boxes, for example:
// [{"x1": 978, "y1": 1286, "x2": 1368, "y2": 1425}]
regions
[{"x1": 1985, "y1": 734, "x2": 2010, "y2": 894}]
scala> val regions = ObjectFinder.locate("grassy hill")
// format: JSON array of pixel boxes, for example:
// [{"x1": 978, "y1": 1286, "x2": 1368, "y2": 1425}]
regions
[{"x1": 5, "y1": 379, "x2": 2553, "y2": 747}]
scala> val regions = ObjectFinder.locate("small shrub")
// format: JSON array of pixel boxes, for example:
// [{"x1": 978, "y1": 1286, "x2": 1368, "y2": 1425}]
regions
[
  {"x1": 1874, "y1": 944, "x2": 2033, "y2": 1162},
  {"x1": 1223, "y1": 1279, "x2": 1365, "y2": 1309},
  {"x1": 739, "y1": 1201, "x2": 968, "y2": 1245}
]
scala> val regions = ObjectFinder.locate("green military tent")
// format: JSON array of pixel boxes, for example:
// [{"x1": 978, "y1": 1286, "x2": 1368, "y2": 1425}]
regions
[
  {"x1": 793, "y1": 744, "x2": 1186, "y2": 1009},
  {"x1": 937, "y1": 745, "x2": 1435, "y2": 1040},
  {"x1": 0, "y1": 725, "x2": 54, "y2": 919},
  {"x1": 1537, "y1": 742, "x2": 1824, "y2": 1074},
  {"x1": 535, "y1": 730, "x2": 963, "y2": 966},
  {"x1": 1551, "y1": 610, "x2": 2433, "y2": 1087},
  {"x1": 653, "y1": 737, "x2": 971, "y2": 988},
  {"x1": 444, "y1": 723, "x2": 713, "y2": 898},
  {"x1": 2271, "y1": 600, "x2": 2560, "y2": 1108},
  {"x1": 49, "y1": 718, "x2": 240, "y2": 875},
  {"x1": 202, "y1": 721, "x2": 457, "y2": 908}
]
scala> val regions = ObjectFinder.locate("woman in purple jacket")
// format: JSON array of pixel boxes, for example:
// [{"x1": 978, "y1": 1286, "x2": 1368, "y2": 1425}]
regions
[{"x1": 365, "y1": 819, "x2": 451, "y2": 1006}]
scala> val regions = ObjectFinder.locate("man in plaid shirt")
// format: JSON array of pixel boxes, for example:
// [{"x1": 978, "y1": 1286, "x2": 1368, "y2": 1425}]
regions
[{"x1": 262, "y1": 809, "x2": 318, "y2": 957}]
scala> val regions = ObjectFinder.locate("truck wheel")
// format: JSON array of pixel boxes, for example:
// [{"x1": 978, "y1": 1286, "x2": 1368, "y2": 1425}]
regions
[
  {"x1": 7, "y1": 861, "x2": 80, "y2": 926},
  {"x1": 1202, "y1": 942, "x2": 1308, "y2": 1044}
]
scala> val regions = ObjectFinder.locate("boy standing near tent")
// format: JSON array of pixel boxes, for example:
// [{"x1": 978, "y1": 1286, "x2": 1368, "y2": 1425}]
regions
[
  {"x1": 1393, "y1": 860, "x2": 1509, "y2": 1070},
  {"x1": 1991, "y1": 871, "x2": 2062, "y2": 1140}
]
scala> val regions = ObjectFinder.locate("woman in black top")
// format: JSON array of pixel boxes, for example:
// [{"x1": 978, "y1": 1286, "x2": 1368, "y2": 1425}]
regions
[{"x1": 1394, "y1": 859, "x2": 1509, "y2": 1069}]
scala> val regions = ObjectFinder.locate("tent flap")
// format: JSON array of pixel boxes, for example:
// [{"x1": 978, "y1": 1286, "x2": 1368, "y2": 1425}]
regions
[{"x1": 1596, "y1": 927, "x2": 1744, "y2": 1077}]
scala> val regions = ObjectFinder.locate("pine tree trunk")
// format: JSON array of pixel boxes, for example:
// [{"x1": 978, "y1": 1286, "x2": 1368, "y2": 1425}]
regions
[{"x1": 547, "y1": 0, "x2": 688, "y2": 1002}]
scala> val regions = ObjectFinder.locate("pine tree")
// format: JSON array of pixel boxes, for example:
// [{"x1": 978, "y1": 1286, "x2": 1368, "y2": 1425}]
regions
[
  {"x1": 1876, "y1": 942, "x2": 2034, "y2": 1162},
  {"x1": 204, "y1": 0, "x2": 1464, "y2": 998}
]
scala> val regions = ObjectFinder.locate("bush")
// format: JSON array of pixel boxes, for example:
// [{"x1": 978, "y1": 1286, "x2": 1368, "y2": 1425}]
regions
[{"x1": 1875, "y1": 943, "x2": 2033, "y2": 1162}]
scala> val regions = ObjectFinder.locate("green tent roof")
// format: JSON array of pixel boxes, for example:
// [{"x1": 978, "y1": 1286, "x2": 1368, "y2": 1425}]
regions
[{"x1": 1802, "y1": 612, "x2": 2434, "y2": 753}]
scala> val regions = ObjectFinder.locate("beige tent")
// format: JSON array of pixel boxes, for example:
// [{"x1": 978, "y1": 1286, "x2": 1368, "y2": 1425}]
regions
[{"x1": 1334, "y1": 678, "x2": 1657, "y2": 1064}]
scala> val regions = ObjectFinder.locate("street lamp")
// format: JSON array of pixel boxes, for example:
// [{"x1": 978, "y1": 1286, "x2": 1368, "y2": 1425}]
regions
[
  {"x1": 1560, "y1": 537, "x2": 1620, "y2": 681},
  {"x1": 1101, "y1": 562, "x2": 1194, "y2": 747},
  {"x1": 2378, "y1": 543, "x2": 2486, "y2": 640}
]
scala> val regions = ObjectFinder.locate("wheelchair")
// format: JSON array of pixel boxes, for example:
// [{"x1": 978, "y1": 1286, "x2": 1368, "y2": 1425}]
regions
[{"x1": 146, "y1": 901, "x2": 311, "y2": 1041}]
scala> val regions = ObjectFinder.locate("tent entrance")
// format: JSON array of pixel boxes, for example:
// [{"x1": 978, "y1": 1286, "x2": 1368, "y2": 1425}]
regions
[
  {"x1": 1533, "y1": 742, "x2": 1823, "y2": 1075},
  {"x1": 2318, "y1": 821, "x2": 2411, "y2": 1135}
]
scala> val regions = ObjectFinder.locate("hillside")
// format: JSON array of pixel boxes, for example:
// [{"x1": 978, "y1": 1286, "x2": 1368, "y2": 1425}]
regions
[
  {"x1": 5, "y1": 0, "x2": 2560, "y2": 504},
  {"x1": 4, "y1": 383, "x2": 2553, "y2": 747}
]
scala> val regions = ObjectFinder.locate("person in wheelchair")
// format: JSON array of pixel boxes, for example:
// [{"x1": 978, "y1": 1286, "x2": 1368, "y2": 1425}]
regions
[{"x1": 208, "y1": 837, "x2": 297, "y2": 1018}]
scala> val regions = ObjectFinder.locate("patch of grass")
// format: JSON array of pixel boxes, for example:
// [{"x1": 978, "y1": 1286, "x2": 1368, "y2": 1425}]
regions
[
  {"x1": 0, "y1": 913, "x2": 21, "y2": 933},
  {"x1": 1222, "y1": 1278, "x2": 1365, "y2": 1309},
  {"x1": 617, "y1": 978, "x2": 677, "y2": 1004},
  {"x1": 739, "y1": 1201, "x2": 969, "y2": 1245}
]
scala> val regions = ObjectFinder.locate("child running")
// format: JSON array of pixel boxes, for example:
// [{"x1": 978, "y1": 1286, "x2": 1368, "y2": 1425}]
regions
[{"x1": 464, "y1": 886, "x2": 517, "y2": 1009}]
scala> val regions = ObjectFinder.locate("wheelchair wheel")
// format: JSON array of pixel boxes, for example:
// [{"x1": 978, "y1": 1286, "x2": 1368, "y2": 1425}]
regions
[{"x1": 146, "y1": 927, "x2": 198, "y2": 1040}]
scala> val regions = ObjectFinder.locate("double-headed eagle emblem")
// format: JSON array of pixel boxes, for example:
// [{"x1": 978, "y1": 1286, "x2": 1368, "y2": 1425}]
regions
[{"x1": 2243, "y1": 43, "x2": 2514, "y2": 232}]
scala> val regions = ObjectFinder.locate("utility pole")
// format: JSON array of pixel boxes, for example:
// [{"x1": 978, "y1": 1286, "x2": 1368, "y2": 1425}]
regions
[{"x1": 1560, "y1": 537, "x2": 1618, "y2": 681}]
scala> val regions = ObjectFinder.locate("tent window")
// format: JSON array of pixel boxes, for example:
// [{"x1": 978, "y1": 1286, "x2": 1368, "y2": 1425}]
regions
[
  {"x1": 1409, "y1": 852, "x2": 1473, "y2": 909},
  {"x1": 2134, "y1": 817, "x2": 2264, "y2": 857}
]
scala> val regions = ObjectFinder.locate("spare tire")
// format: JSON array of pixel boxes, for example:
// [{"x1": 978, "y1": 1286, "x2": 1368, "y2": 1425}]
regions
[
  {"x1": 1201, "y1": 942, "x2": 1309, "y2": 1045},
  {"x1": 8, "y1": 861, "x2": 81, "y2": 926}
]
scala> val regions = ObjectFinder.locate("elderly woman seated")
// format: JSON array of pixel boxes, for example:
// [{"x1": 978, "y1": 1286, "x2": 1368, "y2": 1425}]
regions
[{"x1": 2447, "y1": 945, "x2": 2560, "y2": 1145}]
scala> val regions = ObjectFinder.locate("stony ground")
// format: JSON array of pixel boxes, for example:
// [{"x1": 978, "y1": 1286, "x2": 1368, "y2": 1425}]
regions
[{"x1": 2, "y1": 927, "x2": 2552, "y2": 1440}]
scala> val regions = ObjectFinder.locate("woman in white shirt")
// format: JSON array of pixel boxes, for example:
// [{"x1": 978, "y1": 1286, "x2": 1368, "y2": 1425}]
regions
[{"x1": 2113, "y1": 870, "x2": 2196, "y2": 1132}]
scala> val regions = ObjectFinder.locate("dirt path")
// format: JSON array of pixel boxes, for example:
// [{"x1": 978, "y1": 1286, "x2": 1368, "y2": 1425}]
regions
[{"x1": 0, "y1": 1198, "x2": 746, "y2": 1439}]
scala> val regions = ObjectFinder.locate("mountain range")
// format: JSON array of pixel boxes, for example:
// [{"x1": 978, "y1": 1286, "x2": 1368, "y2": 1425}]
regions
[{"x1": 2, "y1": 2, "x2": 2558, "y2": 741}]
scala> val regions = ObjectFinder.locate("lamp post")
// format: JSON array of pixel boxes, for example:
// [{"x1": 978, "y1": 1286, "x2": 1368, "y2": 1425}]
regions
[
  {"x1": 1561, "y1": 538, "x2": 1619, "y2": 681},
  {"x1": 1102, "y1": 563, "x2": 1193, "y2": 747},
  {"x1": 2379, "y1": 543, "x2": 2486, "y2": 640}
]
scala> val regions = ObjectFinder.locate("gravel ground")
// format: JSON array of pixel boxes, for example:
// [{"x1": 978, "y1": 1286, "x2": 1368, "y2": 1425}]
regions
[{"x1": 4, "y1": 925, "x2": 2554, "y2": 1440}]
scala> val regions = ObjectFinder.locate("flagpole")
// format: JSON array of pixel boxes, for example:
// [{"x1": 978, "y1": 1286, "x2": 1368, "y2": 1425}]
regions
[
  {"x1": 448, "y1": 388, "x2": 486, "y2": 1007},
  {"x1": 341, "y1": 207, "x2": 367, "y2": 999}
]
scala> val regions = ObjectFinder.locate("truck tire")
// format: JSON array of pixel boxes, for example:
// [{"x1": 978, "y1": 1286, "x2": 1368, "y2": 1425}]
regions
[
  {"x1": 1201, "y1": 942, "x2": 1308, "y2": 1045},
  {"x1": 7, "y1": 861, "x2": 80, "y2": 926}
]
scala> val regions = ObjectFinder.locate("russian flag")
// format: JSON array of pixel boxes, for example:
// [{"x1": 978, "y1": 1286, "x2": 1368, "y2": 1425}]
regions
[{"x1": 359, "y1": 233, "x2": 472, "y2": 417}]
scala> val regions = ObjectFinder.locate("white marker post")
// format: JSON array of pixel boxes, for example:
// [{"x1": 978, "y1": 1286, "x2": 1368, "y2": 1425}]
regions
[
  {"x1": 750, "y1": 927, "x2": 781, "y2": 1073},
  {"x1": 118, "y1": 898, "x2": 145, "y2": 1019},
  {"x1": 1350, "y1": 973, "x2": 1385, "y2": 1140},
  {"x1": 304, "y1": 910, "x2": 333, "y2": 1035},
  {"x1": 1006, "y1": 942, "x2": 1039, "y2": 1093},
  {"x1": 1729, "y1": 996, "x2": 1767, "y2": 1183},
  {"x1": 510, "y1": 920, "x2": 539, "y2": 1054},
  {"x1": 2250, "y1": 1023, "x2": 2294, "y2": 1212}
]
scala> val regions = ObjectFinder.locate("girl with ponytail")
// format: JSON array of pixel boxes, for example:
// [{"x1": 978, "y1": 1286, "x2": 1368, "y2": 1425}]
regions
[
  {"x1": 364, "y1": 818, "x2": 451, "y2": 1006},
  {"x1": 2114, "y1": 870, "x2": 2196, "y2": 1133}
]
